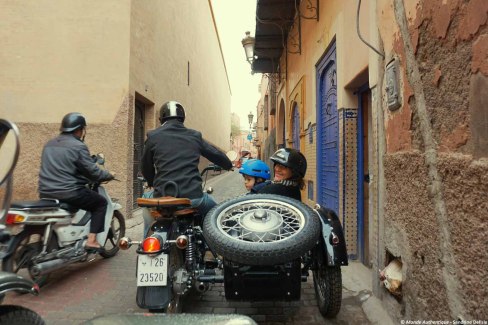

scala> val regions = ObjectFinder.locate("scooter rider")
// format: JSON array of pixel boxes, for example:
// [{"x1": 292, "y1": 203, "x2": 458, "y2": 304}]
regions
[
  {"x1": 257, "y1": 148, "x2": 307, "y2": 201},
  {"x1": 38, "y1": 112, "x2": 115, "y2": 251},
  {"x1": 141, "y1": 100, "x2": 232, "y2": 234}
]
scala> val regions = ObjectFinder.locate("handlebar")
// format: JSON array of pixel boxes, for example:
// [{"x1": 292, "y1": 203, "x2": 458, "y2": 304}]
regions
[{"x1": 200, "y1": 164, "x2": 223, "y2": 177}]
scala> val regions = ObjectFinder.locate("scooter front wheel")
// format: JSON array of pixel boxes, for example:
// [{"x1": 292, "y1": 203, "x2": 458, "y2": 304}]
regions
[{"x1": 100, "y1": 210, "x2": 126, "y2": 258}]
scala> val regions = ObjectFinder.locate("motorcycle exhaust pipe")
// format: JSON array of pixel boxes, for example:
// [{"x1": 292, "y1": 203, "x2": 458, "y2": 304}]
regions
[
  {"x1": 194, "y1": 281, "x2": 209, "y2": 293},
  {"x1": 31, "y1": 255, "x2": 86, "y2": 276}
]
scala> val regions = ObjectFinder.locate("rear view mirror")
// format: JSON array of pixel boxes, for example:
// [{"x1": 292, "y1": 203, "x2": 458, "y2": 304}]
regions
[
  {"x1": 0, "y1": 119, "x2": 20, "y2": 221},
  {"x1": 0, "y1": 120, "x2": 20, "y2": 186},
  {"x1": 96, "y1": 153, "x2": 105, "y2": 165},
  {"x1": 226, "y1": 150, "x2": 238, "y2": 162}
]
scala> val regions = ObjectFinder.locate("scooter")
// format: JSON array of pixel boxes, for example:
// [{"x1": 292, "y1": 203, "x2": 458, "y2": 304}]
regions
[
  {"x1": 0, "y1": 118, "x2": 45, "y2": 324},
  {"x1": 0, "y1": 152, "x2": 126, "y2": 286}
]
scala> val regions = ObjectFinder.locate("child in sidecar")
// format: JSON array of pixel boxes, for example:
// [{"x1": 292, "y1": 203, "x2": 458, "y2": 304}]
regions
[{"x1": 238, "y1": 159, "x2": 271, "y2": 193}]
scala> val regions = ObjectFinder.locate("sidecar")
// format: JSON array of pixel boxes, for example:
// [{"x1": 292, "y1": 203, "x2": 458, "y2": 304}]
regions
[{"x1": 203, "y1": 194, "x2": 348, "y2": 318}]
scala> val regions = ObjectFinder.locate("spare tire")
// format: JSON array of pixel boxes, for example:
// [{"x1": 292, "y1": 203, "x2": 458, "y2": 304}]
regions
[{"x1": 203, "y1": 194, "x2": 320, "y2": 265}]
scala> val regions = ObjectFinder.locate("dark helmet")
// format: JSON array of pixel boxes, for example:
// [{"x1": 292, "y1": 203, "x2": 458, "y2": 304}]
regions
[
  {"x1": 270, "y1": 148, "x2": 307, "y2": 179},
  {"x1": 159, "y1": 101, "x2": 186, "y2": 123},
  {"x1": 60, "y1": 112, "x2": 87, "y2": 133}
]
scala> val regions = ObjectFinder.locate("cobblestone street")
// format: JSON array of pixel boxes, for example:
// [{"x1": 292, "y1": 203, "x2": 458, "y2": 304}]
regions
[{"x1": 3, "y1": 170, "x2": 380, "y2": 324}]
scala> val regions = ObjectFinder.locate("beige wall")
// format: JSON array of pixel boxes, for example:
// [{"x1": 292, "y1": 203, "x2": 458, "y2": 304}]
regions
[
  {"x1": 0, "y1": 0, "x2": 132, "y2": 212},
  {"x1": 0, "y1": 0, "x2": 131, "y2": 123},
  {"x1": 0, "y1": 0, "x2": 232, "y2": 218},
  {"x1": 129, "y1": 0, "x2": 231, "y2": 150}
]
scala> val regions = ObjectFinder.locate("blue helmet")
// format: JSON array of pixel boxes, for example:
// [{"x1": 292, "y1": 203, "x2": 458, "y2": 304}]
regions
[{"x1": 239, "y1": 159, "x2": 271, "y2": 180}]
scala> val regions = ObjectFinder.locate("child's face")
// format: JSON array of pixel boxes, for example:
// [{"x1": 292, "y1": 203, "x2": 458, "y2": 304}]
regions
[
  {"x1": 273, "y1": 163, "x2": 293, "y2": 181},
  {"x1": 243, "y1": 175, "x2": 256, "y2": 191}
]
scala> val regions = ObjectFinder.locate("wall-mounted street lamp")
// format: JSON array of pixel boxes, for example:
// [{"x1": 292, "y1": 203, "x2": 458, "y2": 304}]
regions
[
  {"x1": 247, "y1": 111, "x2": 254, "y2": 130},
  {"x1": 241, "y1": 31, "x2": 255, "y2": 65}
]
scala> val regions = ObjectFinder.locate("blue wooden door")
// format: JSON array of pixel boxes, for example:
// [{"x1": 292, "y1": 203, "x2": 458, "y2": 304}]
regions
[
  {"x1": 316, "y1": 43, "x2": 339, "y2": 213},
  {"x1": 292, "y1": 104, "x2": 300, "y2": 150}
]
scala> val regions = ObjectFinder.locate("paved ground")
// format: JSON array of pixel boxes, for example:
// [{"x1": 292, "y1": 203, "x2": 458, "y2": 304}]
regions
[{"x1": 3, "y1": 170, "x2": 394, "y2": 325}]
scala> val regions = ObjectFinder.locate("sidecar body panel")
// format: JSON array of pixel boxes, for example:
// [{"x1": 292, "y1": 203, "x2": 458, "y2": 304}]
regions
[
  {"x1": 315, "y1": 206, "x2": 348, "y2": 266},
  {"x1": 223, "y1": 259, "x2": 302, "y2": 301}
]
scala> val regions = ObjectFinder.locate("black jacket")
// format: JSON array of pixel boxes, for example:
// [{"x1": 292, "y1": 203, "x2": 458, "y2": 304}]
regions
[
  {"x1": 38, "y1": 133, "x2": 113, "y2": 199},
  {"x1": 257, "y1": 181, "x2": 302, "y2": 201},
  {"x1": 249, "y1": 180, "x2": 271, "y2": 194},
  {"x1": 141, "y1": 120, "x2": 232, "y2": 199}
]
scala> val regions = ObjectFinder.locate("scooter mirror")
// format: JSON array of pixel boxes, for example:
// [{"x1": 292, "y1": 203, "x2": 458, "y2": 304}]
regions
[
  {"x1": 0, "y1": 119, "x2": 20, "y2": 221},
  {"x1": 0, "y1": 120, "x2": 20, "y2": 186},
  {"x1": 226, "y1": 150, "x2": 238, "y2": 162},
  {"x1": 96, "y1": 153, "x2": 105, "y2": 165}
]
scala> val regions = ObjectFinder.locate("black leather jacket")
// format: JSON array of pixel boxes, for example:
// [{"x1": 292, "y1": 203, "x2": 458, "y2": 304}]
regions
[
  {"x1": 141, "y1": 120, "x2": 232, "y2": 199},
  {"x1": 257, "y1": 180, "x2": 302, "y2": 201},
  {"x1": 38, "y1": 133, "x2": 114, "y2": 199}
]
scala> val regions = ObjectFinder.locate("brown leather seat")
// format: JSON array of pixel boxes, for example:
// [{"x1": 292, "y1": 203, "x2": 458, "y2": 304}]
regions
[{"x1": 137, "y1": 196, "x2": 191, "y2": 208}]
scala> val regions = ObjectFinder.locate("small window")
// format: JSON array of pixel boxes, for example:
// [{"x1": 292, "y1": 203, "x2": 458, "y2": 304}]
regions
[{"x1": 307, "y1": 180, "x2": 314, "y2": 200}]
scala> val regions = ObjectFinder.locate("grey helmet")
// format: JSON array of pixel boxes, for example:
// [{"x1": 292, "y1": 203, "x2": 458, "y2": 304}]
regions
[
  {"x1": 60, "y1": 112, "x2": 87, "y2": 133},
  {"x1": 159, "y1": 101, "x2": 186, "y2": 123}
]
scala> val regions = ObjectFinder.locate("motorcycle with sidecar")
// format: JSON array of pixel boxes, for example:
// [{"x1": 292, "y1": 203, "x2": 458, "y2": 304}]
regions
[{"x1": 120, "y1": 166, "x2": 348, "y2": 318}]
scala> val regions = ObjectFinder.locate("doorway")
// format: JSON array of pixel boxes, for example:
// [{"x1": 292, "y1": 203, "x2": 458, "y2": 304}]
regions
[
  {"x1": 133, "y1": 100, "x2": 145, "y2": 209},
  {"x1": 357, "y1": 85, "x2": 371, "y2": 265}
]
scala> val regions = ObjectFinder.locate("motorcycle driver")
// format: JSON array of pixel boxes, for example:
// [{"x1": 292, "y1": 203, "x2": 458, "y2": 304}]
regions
[
  {"x1": 257, "y1": 147, "x2": 307, "y2": 201},
  {"x1": 38, "y1": 112, "x2": 115, "y2": 251},
  {"x1": 141, "y1": 101, "x2": 232, "y2": 234}
]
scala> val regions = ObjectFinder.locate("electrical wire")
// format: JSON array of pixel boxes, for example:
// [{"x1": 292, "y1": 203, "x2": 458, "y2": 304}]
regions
[{"x1": 356, "y1": 0, "x2": 385, "y2": 59}]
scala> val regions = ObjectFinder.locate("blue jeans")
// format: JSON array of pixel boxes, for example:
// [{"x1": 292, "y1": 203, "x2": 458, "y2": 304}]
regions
[{"x1": 142, "y1": 191, "x2": 217, "y2": 237}]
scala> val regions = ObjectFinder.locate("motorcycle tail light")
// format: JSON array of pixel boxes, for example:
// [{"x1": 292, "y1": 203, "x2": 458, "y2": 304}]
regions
[
  {"x1": 6, "y1": 213, "x2": 25, "y2": 224},
  {"x1": 142, "y1": 236, "x2": 161, "y2": 252},
  {"x1": 175, "y1": 235, "x2": 188, "y2": 249}
]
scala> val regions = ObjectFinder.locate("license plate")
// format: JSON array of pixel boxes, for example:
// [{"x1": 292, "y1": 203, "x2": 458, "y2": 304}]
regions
[{"x1": 137, "y1": 254, "x2": 168, "y2": 287}]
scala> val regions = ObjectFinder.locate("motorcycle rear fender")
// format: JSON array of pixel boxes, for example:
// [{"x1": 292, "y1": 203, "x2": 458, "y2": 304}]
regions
[
  {"x1": 314, "y1": 206, "x2": 348, "y2": 266},
  {"x1": 136, "y1": 285, "x2": 171, "y2": 310},
  {"x1": 0, "y1": 271, "x2": 39, "y2": 297},
  {"x1": 136, "y1": 228, "x2": 171, "y2": 309}
]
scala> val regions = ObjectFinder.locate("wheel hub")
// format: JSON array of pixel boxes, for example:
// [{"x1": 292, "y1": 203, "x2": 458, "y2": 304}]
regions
[{"x1": 239, "y1": 209, "x2": 283, "y2": 241}]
